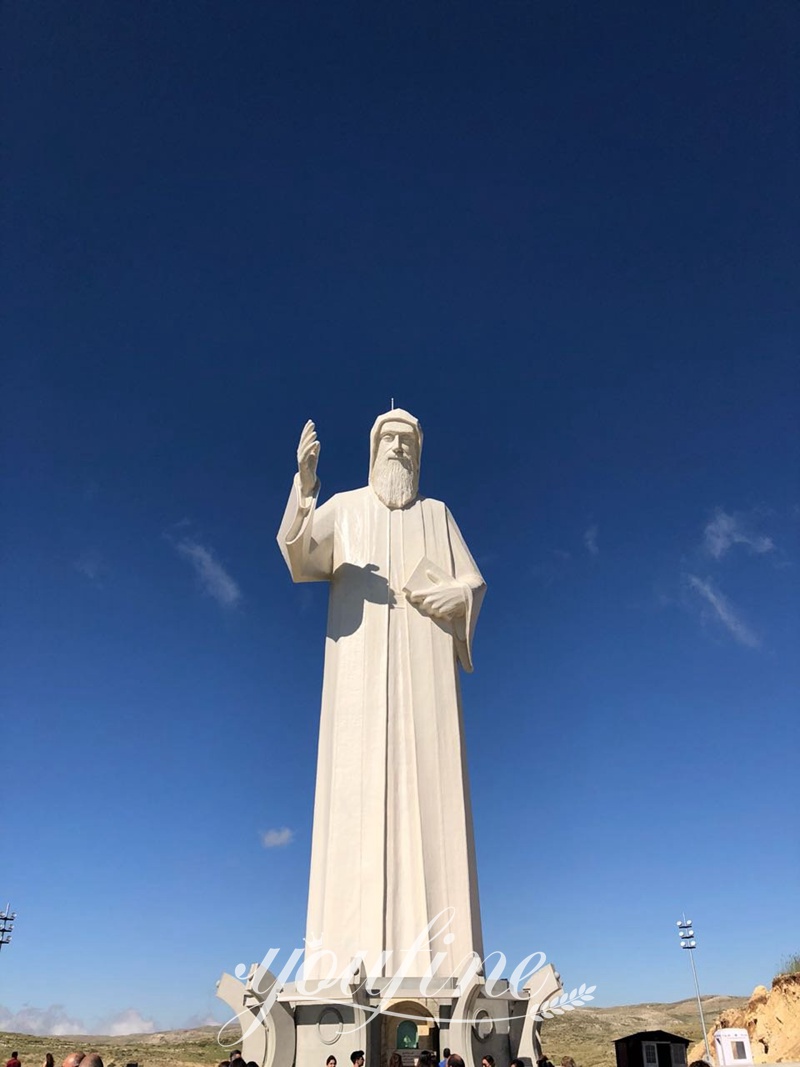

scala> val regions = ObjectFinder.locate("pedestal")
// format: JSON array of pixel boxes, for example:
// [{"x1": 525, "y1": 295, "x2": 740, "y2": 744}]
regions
[{"x1": 216, "y1": 964, "x2": 562, "y2": 1067}]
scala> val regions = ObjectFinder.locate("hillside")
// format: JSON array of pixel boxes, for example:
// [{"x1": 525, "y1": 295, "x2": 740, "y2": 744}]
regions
[
  {"x1": 1, "y1": 996, "x2": 748, "y2": 1067},
  {"x1": 539, "y1": 995, "x2": 746, "y2": 1067}
]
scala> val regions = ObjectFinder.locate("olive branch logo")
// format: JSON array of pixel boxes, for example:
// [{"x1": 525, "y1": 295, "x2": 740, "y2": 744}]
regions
[{"x1": 534, "y1": 983, "x2": 597, "y2": 1019}]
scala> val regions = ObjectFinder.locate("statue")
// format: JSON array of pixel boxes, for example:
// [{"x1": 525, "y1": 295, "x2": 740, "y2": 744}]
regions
[
  {"x1": 277, "y1": 409, "x2": 487, "y2": 979},
  {"x1": 216, "y1": 408, "x2": 564, "y2": 1067}
]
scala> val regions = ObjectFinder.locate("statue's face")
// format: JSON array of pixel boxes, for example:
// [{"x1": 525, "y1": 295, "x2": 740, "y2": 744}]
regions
[
  {"x1": 370, "y1": 419, "x2": 420, "y2": 508},
  {"x1": 375, "y1": 420, "x2": 419, "y2": 473}
]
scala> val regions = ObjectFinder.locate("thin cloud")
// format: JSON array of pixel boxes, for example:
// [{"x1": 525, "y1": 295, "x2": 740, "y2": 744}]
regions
[
  {"x1": 0, "y1": 1003, "x2": 162, "y2": 1037},
  {"x1": 704, "y1": 509, "x2": 774, "y2": 560},
  {"x1": 261, "y1": 827, "x2": 294, "y2": 848},
  {"x1": 0, "y1": 1003, "x2": 85, "y2": 1036},
  {"x1": 74, "y1": 550, "x2": 108, "y2": 583},
  {"x1": 176, "y1": 539, "x2": 242, "y2": 608},
  {"x1": 98, "y1": 1008, "x2": 157, "y2": 1036},
  {"x1": 531, "y1": 549, "x2": 571, "y2": 587},
  {"x1": 687, "y1": 574, "x2": 760, "y2": 648},
  {"x1": 180, "y1": 1011, "x2": 221, "y2": 1028},
  {"x1": 584, "y1": 524, "x2": 599, "y2": 556}
]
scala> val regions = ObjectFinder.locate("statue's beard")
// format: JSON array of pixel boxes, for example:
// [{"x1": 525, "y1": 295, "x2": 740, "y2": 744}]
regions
[{"x1": 370, "y1": 455, "x2": 419, "y2": 509}]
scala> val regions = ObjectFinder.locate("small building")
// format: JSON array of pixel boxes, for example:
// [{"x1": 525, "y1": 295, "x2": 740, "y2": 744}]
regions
[{"x1": 615, "y1": 1030, "x2": 691, "y2": 1067}]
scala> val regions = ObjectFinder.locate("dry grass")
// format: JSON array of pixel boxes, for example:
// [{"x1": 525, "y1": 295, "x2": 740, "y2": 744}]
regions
[
  {"x1": 0, "y1": 1026, "x2": 241, "y2": 1067},
  {"x1": 539, "y1": 995, "x2": 747, "y2": 1067}
]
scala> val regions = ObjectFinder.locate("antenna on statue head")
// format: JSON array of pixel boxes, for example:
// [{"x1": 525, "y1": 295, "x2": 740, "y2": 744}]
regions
[{"x1": 390, "y1": 396, "x2": 395, "y2": 410}]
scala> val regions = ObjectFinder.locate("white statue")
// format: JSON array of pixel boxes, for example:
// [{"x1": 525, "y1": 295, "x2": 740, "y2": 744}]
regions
[{"x1": 278, "y1": 409, "x2": 486, "y2": 980}]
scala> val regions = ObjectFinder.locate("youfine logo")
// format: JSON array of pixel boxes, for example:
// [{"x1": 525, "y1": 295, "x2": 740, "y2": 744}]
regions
[{"x1": 219, "y1": 909, "x2": 596, "y2": 1042}]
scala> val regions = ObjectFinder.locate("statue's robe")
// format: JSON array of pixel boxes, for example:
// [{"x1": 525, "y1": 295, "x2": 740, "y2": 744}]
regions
[{"x1": 278, "y1": 476, "x2": 486, "y2": 979}]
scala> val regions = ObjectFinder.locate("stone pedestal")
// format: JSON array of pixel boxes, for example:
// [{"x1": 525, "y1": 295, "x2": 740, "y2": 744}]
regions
[{"x1": 216, "y1": 964, "x2": 562, "y2": 1067}]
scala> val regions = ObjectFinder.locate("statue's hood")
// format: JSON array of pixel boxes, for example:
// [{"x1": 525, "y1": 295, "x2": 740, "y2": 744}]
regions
[{"x1": 369, "y1": 408, "x2": 423, "y2": 476}]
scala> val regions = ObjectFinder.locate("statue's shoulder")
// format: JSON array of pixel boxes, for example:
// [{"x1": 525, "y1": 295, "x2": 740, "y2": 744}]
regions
[
  {"x1": 326, "y1": 486, "x2": 372, "y2": 509},
  {"x1": 417, "y1": 494, "x2": 447, "y2": 512}
]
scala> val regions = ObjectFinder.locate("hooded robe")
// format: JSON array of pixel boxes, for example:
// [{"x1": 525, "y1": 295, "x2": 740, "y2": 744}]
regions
[{"x1": 278, "y1": 410, "x2": 486, "y2": 979}]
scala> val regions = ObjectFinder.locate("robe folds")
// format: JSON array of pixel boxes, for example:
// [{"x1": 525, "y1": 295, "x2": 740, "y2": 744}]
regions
[{"x1": 278, "y1": 476, "x2": 486, "y2": 979}]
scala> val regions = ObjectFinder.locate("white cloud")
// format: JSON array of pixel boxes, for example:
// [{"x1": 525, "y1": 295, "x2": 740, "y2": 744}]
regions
[
  {"x1": 98, "y1": 1008, "x2": 157, "y2": 1036},
  {"x1": 179, "y1": 1011, "x2": 221, "y2": 1028},
  {"x1": 0, "y1": 1004, "x2": 161, "y2": 1037},
  {"x1": 584, "y1": 524, "x2": 599, "y2": 556},
  {"x1": 0, "y1": 1003, "x2": 86, "y2": 1035},
  {"x1": 704, "y1": 509, "x2": 774, "y2": 560},
  {"x1": 261, "y1": 827, "x2": 293, "y2": 848},
  {"x1": 176, "y1": 539, "x2": 242, "y2": 608},
  {"x1": 687, "y1": 574, "x2": 760, "y2": 648}
]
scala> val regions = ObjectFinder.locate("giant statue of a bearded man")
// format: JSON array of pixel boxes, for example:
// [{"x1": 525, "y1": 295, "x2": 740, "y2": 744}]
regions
[{"x1": 278, "y1": 409, "x2": 486, "y2": 980}]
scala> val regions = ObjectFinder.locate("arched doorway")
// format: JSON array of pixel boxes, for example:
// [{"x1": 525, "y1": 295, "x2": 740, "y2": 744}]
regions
[
  {"x1": 381, "y1": 1000, "x2": 438, "y2": 1067},
  {"x1": 397, "y1": 1021, "x2": 419, "y2": 1050}
]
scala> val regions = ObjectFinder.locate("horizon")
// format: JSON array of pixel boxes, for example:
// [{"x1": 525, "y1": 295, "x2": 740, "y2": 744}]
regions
[{"x1": 0, "y1": 991, "x2": 758, "y2": 1040}]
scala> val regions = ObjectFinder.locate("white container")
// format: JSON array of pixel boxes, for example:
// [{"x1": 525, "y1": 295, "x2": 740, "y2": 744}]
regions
[{"x1": 714, "y1": 1028, "x2": 753, "y2": 1066}]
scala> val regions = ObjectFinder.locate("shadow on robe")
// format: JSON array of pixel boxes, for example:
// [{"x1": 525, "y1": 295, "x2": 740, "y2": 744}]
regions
[
  {"x1": 327, "y1": 563, "x2": 393, "y2": 639},
  {"x1": 327, "y1": 561, "x2": 454, "y2": 643}
]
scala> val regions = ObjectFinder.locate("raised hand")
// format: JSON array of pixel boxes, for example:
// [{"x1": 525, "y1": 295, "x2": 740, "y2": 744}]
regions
[{"x1": 297, "y1": 419, "x2": 320, "y2": 498}]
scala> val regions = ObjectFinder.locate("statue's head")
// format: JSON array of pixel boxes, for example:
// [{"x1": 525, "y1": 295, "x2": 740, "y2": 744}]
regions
[{"x1": 369, "y1": 408, "x2": 422, "y2": 509}]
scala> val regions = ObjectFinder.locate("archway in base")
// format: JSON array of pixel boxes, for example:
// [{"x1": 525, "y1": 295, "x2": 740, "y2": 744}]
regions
[{"x1": 381, "y1": 1000, "x2": 438, "y2": 1067}]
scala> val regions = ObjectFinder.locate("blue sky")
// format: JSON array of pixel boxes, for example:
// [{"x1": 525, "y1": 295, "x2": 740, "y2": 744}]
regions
[{"x1": 2, "y1": 0, "x2": 798, "y2": 1037}]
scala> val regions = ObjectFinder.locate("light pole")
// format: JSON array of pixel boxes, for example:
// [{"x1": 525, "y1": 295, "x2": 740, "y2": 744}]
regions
[
  {"x1": 0, "y1": 904, "x2": 16, "y2": 953},
  {"x1": 677, "y1": 917, "x2": 712, "y2": 1063}
]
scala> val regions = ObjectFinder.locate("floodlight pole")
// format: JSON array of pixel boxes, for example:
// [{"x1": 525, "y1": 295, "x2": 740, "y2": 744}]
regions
[
  {"x1": 0, "y1": 903, "x2": 16, "y2": 953},
  {"x1": 677, "y1": 916, "x2": 712, "y2": 1063}
]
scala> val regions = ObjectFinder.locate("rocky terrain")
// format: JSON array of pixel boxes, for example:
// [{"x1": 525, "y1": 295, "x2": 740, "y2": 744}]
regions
[{"x1": 688, "y1": 973, "x2": 800, "y2": 1064}]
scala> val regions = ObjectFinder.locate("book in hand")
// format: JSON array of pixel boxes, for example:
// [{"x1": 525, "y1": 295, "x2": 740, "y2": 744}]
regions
[
  {"x1": 403, "y1": 556, "x2": 452, "y2": 602},
  {"x1": 403, "y1": 555, "x2": 473, "y2": 669}
]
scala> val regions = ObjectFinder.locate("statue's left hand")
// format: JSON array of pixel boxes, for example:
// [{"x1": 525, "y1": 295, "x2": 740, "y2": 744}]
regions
[{"x1": 408, "y1": 581, "x2": 468, "y2": 621}]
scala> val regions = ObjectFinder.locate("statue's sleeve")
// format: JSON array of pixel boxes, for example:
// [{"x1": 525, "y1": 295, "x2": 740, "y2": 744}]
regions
[
  {"x1": 445, "y1": 506, "x2": 486, "y2": 673},
  {"x1": 277, "y1": 475, "x2": 335, "y2": 582}
]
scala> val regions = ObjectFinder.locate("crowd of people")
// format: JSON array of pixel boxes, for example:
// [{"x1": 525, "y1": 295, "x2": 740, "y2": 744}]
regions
[
  {"x1": 6, "y1": 1047, "x2": 597, "y2": 1067},
  {"x1": 217, "y1": 1050, "x2": 260, "y2": 1067},
  {"x1": 6, "y1": 1052, "x2": 105, "y2": 1067},
  {"x1": 316, "y1": 1049, "x2": 576, "y2": 1067}
]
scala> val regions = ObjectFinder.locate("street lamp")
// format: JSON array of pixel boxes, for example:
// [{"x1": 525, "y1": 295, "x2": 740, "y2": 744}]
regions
[
  {"x1": 677, "y1": 917, "x2": 712, "y2": 1063},
  {"x1": 0, "y1": 904, "x2": 16, "y2": 953}
]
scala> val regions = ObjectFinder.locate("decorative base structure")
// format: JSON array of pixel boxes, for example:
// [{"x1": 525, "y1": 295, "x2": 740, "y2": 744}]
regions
[{"x1": 216, "y1": 963, "x2": 562, "y2": 1067}]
